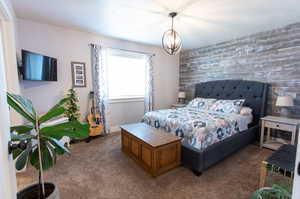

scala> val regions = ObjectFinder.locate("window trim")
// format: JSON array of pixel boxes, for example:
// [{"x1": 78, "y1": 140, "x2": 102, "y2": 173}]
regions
[{"x1": 109, "y1": 97, "x2": 144, "y2": 104}]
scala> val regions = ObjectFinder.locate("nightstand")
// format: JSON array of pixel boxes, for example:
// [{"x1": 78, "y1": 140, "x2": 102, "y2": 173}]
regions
[
  {"x1": 260, "y1": 116, "x2": 300, "y2": 150},
  {"x1": 171, "y1": 103, "x2": 186, "y2": 109}
]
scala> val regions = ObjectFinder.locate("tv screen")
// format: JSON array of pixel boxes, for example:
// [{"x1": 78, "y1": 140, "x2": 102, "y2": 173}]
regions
[{"x1": 22, "y1": 50, "x2": 57, "y2": 81}]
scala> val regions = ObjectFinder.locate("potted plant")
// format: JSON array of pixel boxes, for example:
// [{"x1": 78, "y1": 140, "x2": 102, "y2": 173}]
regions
[
  {"x1": 64, "y1": 88, "x2": 80, "y2": 121},
  {"x1": 251, "y1": 184, "x2": 292, "y2": 199},
  {"x1": 8, "y1": 93, "x2": 89, "y2": 199}
]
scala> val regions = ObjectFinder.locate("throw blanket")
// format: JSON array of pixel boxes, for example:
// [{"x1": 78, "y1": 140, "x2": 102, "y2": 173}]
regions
[{"x1": 142, "y1": 108, "x2": 252, "y2": 151}]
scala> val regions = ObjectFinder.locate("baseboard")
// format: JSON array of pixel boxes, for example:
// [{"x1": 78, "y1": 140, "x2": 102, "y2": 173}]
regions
[{"x1": 110, "y1": 126, "x2": 121, "y2": 133}]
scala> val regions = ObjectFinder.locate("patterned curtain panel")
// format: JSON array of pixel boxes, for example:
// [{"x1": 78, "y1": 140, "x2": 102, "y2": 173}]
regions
[
  {"x1": 144, "y1": 55, "x2": 154, "y2": 113},
  {"x1": 91, "y1": 44, "x2": 110, "y2": 134}
]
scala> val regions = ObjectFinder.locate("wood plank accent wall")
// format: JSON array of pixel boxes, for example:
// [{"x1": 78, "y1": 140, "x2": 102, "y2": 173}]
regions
[{"x1": 180, "y1": 23, "x2": 300, "y2": 118}]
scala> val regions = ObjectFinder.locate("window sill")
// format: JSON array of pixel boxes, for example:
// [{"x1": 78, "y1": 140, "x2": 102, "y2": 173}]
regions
[{"x1": 109, "y1": 97, "x2": 144, "y2": 104}]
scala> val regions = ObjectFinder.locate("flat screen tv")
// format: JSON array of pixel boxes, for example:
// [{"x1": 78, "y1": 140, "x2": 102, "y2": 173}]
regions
[{"x1": 22, "y1": 50, "x2": 57, "y2": 81}]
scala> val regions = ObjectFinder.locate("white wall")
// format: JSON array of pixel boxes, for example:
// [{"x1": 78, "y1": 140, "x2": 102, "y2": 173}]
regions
[
  {"x1": 1, "y1": 0, "x2": 22, "y2": 125},
  {"x1": 0, "y1": 1, "x2": 18, "y2": 198},
  {"x1": 17, "y1": 19, "x2": 179, "y2": 129}
]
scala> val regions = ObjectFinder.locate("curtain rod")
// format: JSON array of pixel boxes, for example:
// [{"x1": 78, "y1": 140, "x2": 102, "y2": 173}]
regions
[{"x1": 89, "y1": 43, "x2": 155, "y2": 56}]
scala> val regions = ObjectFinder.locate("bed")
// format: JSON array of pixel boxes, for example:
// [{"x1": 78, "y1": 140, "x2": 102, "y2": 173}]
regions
[
  {"x1": 143, "y1": 107, "x2": 253, "y2": 151},
  {"x1": 143, "y1": 80, "x2": 268, "y2": 175}
]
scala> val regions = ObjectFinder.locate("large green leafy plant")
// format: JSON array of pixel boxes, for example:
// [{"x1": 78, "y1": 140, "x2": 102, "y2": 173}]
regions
[
  {"x1": 251, "y1": 184, "x2": 292, "y2": 199},
  {"x1": 8, "y1": 93, "x2": 89, "y2": 199}
]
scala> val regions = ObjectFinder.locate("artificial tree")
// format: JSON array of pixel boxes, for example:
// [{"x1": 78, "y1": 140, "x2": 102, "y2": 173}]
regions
[
  {"x1": 64, "y1": 88, "x2": 80, "y2": 121},
  {"x1": 8, "y1": 93, "x2": 89, "y2": 199}
]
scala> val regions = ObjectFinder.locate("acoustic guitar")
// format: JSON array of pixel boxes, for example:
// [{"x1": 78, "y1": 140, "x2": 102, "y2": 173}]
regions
[{"x1": 87, "y1": 92, "x2": 104, "y2": 136}]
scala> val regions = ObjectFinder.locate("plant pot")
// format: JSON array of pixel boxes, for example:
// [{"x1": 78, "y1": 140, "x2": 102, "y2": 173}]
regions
[{"x1": 17, "y1": 182, "x2": 59, "y2": 199}]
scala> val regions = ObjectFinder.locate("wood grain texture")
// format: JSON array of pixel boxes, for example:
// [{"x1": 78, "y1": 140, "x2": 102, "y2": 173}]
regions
[
  {"x1": 121, "y1": 123, "x2": 181, "y2": 177},
  {"x1": 120, "y1": 123, "x2": 182, "y2": 147},
  {"x1": 180, "y1": 23, "x2": 300, "y2": 118},
  {"x1": 259, "y1": 161, "x2": 268, "y2": 188}
]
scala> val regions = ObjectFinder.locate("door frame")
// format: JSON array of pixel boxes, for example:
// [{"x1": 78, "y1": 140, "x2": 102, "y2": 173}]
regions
[
  {"x1": 292, "y1": 125, "x2": 300, "y2": 198},
  {"x1": 0, "y1": 1, "x2": 18, "y2": 198}
]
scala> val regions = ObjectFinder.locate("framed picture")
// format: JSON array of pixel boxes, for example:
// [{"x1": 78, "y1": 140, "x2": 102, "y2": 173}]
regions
[{"x1": 71, "y1": 62, "x2": 86, "y2": 87}]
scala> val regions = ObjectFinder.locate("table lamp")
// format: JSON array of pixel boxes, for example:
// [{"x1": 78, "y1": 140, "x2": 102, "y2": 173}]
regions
[
  {"x1": 276, "y1": 96, "x2": 294, "y2": 117},
  {"x1": 178, "y1": 91, "x2": 186, "y2": 104}
]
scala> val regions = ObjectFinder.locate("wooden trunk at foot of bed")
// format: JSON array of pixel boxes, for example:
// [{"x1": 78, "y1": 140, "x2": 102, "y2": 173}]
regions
[{"x1": 121, "y1": 126, "x2": 181, "y2": 177}]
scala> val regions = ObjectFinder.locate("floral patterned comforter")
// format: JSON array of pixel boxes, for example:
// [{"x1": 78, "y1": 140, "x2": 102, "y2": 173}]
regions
[{"x1": 142, "y1": 108, "x2": 252, "y2": 151}]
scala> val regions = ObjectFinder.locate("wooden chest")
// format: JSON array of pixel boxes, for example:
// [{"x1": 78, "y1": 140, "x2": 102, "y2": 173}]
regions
[{"x1": 120, "y1": 123, "x2": 182, "y2": 177}]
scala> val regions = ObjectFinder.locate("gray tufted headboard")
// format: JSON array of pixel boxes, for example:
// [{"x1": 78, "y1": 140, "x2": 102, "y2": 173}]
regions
[{"x1": 195, "y1": 80, "x2": 268, "y2": 126}]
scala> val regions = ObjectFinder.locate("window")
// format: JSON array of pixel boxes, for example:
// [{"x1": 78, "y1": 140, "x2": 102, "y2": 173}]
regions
[{"x1": 107, "y1": 49, "x2": 146, "y2": 100}]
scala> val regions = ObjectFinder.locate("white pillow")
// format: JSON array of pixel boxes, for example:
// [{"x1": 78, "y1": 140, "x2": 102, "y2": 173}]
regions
[
  {"x1": 240, "y1": 107, "x2": 253, "y2": 116},
  {"x1": 187, "y1": 98, "x2": 216, "y2": 110},
  {"x1": 209, "y1": 99, "x2": 245, "y2": 114}
]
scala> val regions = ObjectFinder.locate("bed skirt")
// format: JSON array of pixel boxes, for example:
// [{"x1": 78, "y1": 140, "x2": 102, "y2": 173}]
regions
[{"x1": 181, "y1": 125, "x2": 258, "y2": 175}]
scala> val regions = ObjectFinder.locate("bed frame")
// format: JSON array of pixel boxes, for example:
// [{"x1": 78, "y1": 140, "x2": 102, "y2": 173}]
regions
[{"x1": 181, "y1": 80, "x2": 268, "y2": 176}]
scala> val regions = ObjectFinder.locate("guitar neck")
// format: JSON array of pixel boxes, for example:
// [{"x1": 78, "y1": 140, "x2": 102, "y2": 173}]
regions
[
  {"x1": 92, "y1": 96, "x2": 96, "y2": 114},
  {"x1": 89, "y1": 92, "x2": 102, "y2": 123}
]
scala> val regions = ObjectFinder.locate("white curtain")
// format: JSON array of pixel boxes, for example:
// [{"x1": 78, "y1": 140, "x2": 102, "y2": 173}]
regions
[
  {"x1": 144, "y1": 55, "x2": 154, "y2": 113},
  {"x1": 91, "y1": 44, "x2": 110, "y2": 134}
]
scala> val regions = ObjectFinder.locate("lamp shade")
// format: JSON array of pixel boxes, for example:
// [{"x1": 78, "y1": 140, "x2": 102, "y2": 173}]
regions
[
  {"x1": 276, "y1": 96, "x2": 294, "y2": 107},
  {"x1": 178, "y1": 91, "x2": 186, "y2": 99}
]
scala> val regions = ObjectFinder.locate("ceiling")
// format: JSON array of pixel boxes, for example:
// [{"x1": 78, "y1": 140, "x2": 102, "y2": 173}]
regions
[{"x1": 11, "y1": 0, "x2": 300, "y2": 49}]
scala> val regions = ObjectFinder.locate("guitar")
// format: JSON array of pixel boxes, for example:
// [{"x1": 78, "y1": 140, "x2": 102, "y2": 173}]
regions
[{"x1": 87, "y1": 92, "x2": 104, "y2": 136}]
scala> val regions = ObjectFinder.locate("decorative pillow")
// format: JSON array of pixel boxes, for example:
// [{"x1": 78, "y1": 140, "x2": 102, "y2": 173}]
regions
[
  {"x1": 187, "y1": 98, "x2": 217, "y2": 110},
  {"x1": 240, "y1": 106, "x2": 253, "y2": 116},
  {"x1": 209, "y1": 99, "x2": 245, "y2": 114}
]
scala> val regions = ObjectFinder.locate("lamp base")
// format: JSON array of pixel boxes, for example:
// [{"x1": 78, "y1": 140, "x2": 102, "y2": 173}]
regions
[
  {"x1": 178, "y1": 98, "x2": 185, "y2": 104},
  {"x1": 279, "y1": 107, "x2": 290, "y2": 117}
]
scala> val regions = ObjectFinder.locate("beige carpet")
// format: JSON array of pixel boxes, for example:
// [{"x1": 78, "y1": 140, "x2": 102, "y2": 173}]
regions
[{"x1": 17, "y1": 132, "x2": 272, "y2": 199}]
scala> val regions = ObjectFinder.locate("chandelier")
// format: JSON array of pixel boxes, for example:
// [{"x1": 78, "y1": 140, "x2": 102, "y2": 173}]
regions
[{"x1": 162, "y1": 12, "x2": 182, "y2": 55}]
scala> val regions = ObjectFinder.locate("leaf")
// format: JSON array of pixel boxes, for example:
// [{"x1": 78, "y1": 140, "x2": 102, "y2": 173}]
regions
[
  {"x1": 15, "y1": 146, "x2": 31, "y2": 170},
  {"x1": 10, "y1": 125, "x2": 34, "y2": 134},
  {"x1": 272, "y1": 184, "x2": 291, "y2": 198},
  {"x1": 40, "y1": 121, "x2": 89, "y2": 140},
  {"x1": 39, "y1": 106, "x2": 65, "y2": 124},
  {"x1": 251, "y1": 186, "x2": 292, "y2": 199},
  {"x1": 43, "y1": 136, "x2": 70, "y2": 155},
  {"x1": 30, "y1": 147, "x2": 39, "y2": 169},
  {"x1": 11, "y1": 133, "x2": 35, "y2": 141},
  {"x1": 30, "y1": 142, "x2": 54, "y2": 171},
  {"x1": 12, "y1": 148, "x2": 23, "y2": 160},
  {"x1": 47, "y1": 142, "x2": 57, "y2": 164},
  {"x1": 7, "y1": 93, "x2": 36, "y2": 123},
  {"x1": 39, "y1": 97, "x2": 70, "y2": 124}
]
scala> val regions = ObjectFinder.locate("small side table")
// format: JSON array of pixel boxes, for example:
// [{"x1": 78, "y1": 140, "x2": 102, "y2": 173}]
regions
[
  {"x1": 259, "y1": 144, "x2": 296, "y2": 188},
  {"x1": 260, "y1": 116, "x2": 300, "y2": 150},
  {"x1": 171, "y1": 103, "x2": 186, "y2": 109}
]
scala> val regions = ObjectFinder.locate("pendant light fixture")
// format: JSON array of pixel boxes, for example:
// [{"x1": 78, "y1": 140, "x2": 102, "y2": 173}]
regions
[{"x1": 162, "y1": 12, "x2": 182, "y2": 55}]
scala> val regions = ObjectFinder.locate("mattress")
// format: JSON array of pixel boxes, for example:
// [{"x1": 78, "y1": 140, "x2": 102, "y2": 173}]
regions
[{"x1": 142, "y1": 107, "x2": 252, "y2": 151}]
